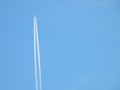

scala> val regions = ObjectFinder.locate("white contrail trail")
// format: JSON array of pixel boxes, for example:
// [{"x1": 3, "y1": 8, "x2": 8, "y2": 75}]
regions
[
  {"x1": 35, "y1": 17, "x2": 42, "y2": 90},
  {"x1": 34, "y1": 16, "x2": 42, "y2": 90},
  {"x1": 34, "y1": 16, "x2": 39, "y2": 90}
]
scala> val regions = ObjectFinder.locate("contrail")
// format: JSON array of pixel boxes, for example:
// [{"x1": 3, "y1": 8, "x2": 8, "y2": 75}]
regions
[
  {"x1": 35, "y1": 17, "x2": 42, "y2": 90},
  {"x1": 34, "y1": 16, "x2": 42, "y2": 90},
  {"x1": 34, "y1": 16, "x2": 38, "y2": 90}
]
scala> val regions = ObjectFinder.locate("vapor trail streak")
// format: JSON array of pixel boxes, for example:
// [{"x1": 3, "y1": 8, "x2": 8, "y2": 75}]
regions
[
  {"x1": 34, "y1": 16, "x2": 42, "y2": 90},
  {"x1": 34, "y1": 17, "x2": 38, "y2": 90},
  {"x1": 35, "y1": 18, "x2": 42, "y2": 90}
]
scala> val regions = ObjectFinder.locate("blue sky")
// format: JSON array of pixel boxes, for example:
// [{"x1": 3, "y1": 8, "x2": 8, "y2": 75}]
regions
[{"x1": 0, "y1": 0, "x2": 120, "y2": 90}]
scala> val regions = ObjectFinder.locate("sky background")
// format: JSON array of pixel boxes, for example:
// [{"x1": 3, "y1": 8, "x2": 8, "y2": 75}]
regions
[{"x1": 0, "y1": 0, "x2": 120, "y2": 90}]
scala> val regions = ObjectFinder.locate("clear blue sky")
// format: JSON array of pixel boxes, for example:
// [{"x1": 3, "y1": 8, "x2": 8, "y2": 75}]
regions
[{"x1": 0, "y1": 0, "x2": 120, "y2": 90}]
